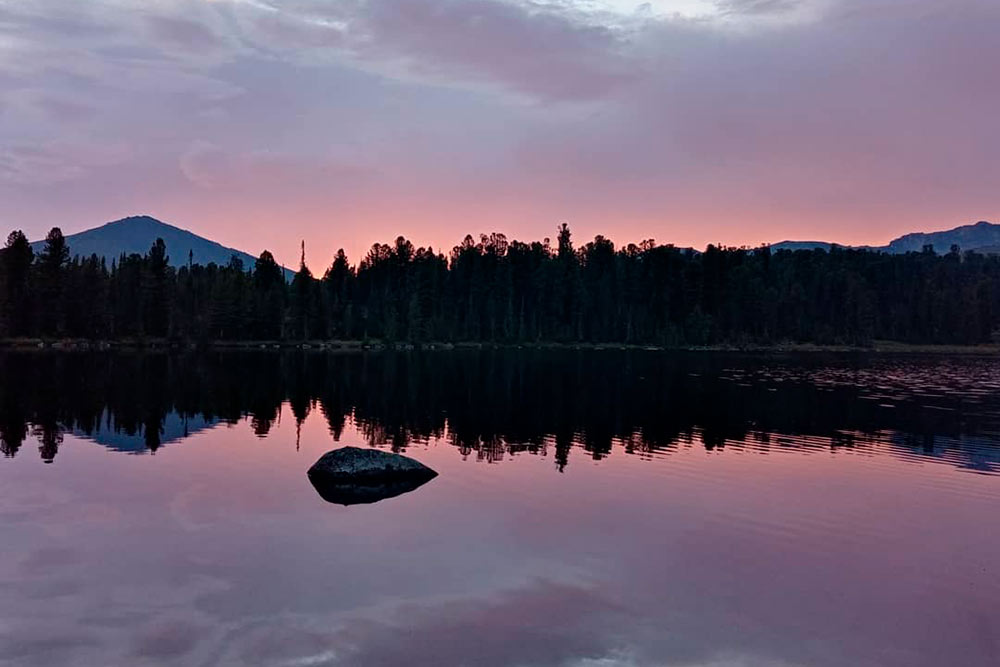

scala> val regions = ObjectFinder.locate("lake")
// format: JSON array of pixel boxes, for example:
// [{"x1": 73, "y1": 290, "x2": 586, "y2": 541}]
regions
[{"x1": 1, "y1": 350, "x2": 998, "y2": 666}]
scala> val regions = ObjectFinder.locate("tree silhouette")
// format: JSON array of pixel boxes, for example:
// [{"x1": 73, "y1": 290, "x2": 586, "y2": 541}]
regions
[
  {"x1": 36, "y1": 228, "x2": 70, "y2": 336},
  {"x1": 2, "y1": 224, "x2": 1000, "y2": 346},
  {"x1": 0, "y1": 231, "x2": 34, "y2": 337},
  {"x1": 143, "y1": 238, "x2": 171, "y2": 337}
]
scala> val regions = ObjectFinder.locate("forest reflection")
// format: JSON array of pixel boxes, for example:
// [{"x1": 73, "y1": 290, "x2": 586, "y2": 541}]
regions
[{"x1": 1, "y1": 349, "x2": 998, "y2": 473}]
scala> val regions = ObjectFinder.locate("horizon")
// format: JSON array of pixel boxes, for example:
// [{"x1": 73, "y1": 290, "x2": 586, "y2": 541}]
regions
[
  {"x1": 3, "y1": 1, "x2": 999, "y2": 267},
  {"x1": 20, "y1": 213, "x2": 1000, "y2": 268}
]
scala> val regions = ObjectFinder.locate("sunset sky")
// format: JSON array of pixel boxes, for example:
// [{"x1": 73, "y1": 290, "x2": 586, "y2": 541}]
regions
[{"x1": 1, "y1": 0, "x2": 998, "y2": 267}]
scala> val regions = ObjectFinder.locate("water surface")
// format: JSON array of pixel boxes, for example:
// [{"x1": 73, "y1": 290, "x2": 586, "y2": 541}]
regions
[{"x1": 1, "y1": 350, "x2": 998, "y2": 666}]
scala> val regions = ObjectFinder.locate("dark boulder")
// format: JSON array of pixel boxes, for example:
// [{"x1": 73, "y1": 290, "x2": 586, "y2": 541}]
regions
[{"x1": 307, "y1": 446, "x2": 437, "y2": 505}]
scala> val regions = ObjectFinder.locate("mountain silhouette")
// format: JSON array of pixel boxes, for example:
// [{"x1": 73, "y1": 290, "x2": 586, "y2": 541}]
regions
[
  {"x1": 30, "y1": 215, "x2": 293, "y2": 279},
  {"x1": 771, "y1": 220, "x2": 1000, "y2": 254}
]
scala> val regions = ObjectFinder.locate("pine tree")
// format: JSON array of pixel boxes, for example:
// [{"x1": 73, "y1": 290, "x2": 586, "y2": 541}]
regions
[
  {"x1": 36, "y1": 228, "x2": 70, "y2": 336},
  {"x1": 0, "y1": 231, "x2": 34, "y2": 337}
]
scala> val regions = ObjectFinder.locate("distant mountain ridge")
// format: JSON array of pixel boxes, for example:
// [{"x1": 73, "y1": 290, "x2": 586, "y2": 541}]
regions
[
  {"x1": 33, "y1": 216, "x2": 1000, "y2": 273},
  {"x1": 30, "y1": 215, "x2": 293, "y2": 279},
  {"x1": 771, "y1": 220, "x2": 1000, "y2": 254}
]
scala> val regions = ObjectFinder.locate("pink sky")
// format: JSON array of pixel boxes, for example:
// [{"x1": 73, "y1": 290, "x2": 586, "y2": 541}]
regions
[{"x1": 1, "y1": 0, "x2": 998, "y2": 267}]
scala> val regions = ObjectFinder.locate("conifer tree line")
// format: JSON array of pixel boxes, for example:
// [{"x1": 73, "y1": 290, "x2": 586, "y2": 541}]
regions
[{"x1": 1, "y1": 224, "x2": 998, "y2": 345}]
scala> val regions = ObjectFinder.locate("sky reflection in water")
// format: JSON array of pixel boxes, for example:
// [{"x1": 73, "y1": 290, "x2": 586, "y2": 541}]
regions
[{"x1": 1, "y1": 350, "x2": 999, "y2": 667}]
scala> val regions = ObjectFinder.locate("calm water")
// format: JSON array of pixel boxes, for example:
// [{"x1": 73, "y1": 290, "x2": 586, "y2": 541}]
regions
[{"x1": 1, "y1": 350, "x2": 999, "y2": 667}]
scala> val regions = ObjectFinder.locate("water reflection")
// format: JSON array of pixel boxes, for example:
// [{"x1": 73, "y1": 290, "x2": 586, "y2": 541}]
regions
[
  {"x1": 1, "y1": 350, "x2": 999, "y2": 667},
  {"x1": 1, "y1": 349, "x2": 999, "y2": 474},
  {"x1": 308, "y1": 474, "x2": 437, "y2": 506}
]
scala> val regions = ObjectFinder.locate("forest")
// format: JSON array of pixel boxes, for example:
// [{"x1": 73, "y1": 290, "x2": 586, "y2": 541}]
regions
[{"x1": 0, "y1": 224, "x2": 997, "y2": 346}]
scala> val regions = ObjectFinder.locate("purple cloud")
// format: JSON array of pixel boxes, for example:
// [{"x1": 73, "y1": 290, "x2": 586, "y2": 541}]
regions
[
  {"x1": 0, "y1": 0, "x2": 998, "y2": 263},
  {"x1": 352, "y1": 0, "x2": 639, "y2": 101}
]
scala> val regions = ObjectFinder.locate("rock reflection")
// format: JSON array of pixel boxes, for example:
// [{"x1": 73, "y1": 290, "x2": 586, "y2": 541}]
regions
[{"x1": 308, "y1": 474, "x2": 436, "y2": 506}]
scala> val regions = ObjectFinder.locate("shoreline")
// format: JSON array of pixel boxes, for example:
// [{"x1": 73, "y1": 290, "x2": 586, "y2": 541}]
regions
[{"x1": 1, "y1": 338, "x2": 998, "y2": 355}]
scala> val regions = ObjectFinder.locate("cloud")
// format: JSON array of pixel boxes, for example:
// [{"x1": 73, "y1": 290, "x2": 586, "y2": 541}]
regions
[
  {"x1": 179, "y1": 140, "x2": 376, "y2": 194},
  {"x1": 714, "y1": 0, "x2": 808, "y2": 16},
  {"x1": 347, "y1": 0, "x2": 640, "y2": 101},
  {"x1": 0, "y1": 141, "x2": 132, "y2": 185},
  {"x1": 32, "y1": 95, "x2": 98, "y2": 123},
  {"x1": 1, "y1": 0, "x2": 999, "y2": 263},
  {"x1": 179, "y1": 141, "x2": 228, "y2": 189},
  {"x1": 145, "y1": 15, "x2": 225, "y2": 52}
]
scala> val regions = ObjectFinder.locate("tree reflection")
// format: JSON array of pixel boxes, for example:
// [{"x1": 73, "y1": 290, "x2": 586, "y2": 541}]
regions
[{"x1": 0, "y1": 349, "x2": 998, "y2": 474}]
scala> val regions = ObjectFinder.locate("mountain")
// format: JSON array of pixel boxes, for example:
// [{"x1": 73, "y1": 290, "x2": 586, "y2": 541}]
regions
[
  {"x1": 771, "y1": 221, "x2": 1000, "y2": 254},
  {"x1": 884, "y1": 221, "x2": 1000, "y2": 254},
  {"x1": 768, "y1": 241, "x2": 838, "y2": 252},
  {"x1": 30, "y1": 215, "x2": 294, "y2": 278}
]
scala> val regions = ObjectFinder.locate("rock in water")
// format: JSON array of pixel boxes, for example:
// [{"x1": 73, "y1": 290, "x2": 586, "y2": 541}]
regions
[
  {"x1": 308, "y1": 446, "x2": 437, "y2": 482},
  {"x1": 307, "y1": 446, "x2": 437, "y2": 505}
]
